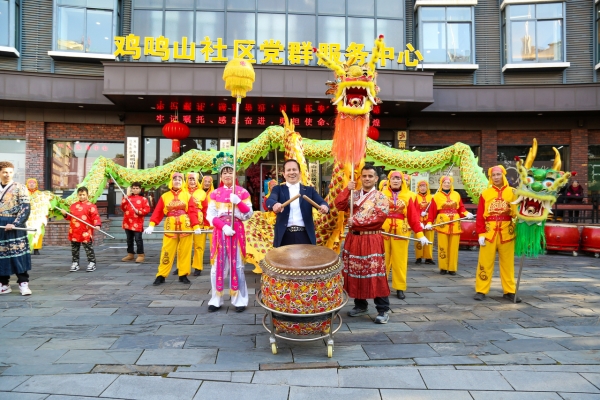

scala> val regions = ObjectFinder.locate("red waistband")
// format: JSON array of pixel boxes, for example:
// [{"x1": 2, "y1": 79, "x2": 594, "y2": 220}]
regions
[
  {"x1": 388, "y1": 213, "x2": 405, "y2": 220},
  {"x1": 167, "y1": 210, "x2": 186, "y2": 217},
  {"x1": 486, "y1": 215, "x2": 512, "y2": 222},
  {"x1": 439, "y1": 209, "x2": 457, "y2": 214}
]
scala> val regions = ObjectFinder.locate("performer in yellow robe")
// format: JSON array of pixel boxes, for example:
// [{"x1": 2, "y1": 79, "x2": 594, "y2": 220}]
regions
[
  {"x1": 25, "y1": 178, "x2": 50, "y2": 255},
  {"x1": 474, "y1": 165, "x2": 520, "y2": 303},
  {"x1": 426, "y1": 176, "x2": 474, "y2": 275},
  {"x1": 192, "y1": 175, "x2": 215, "y2": 276},
  {"x1": 382, "y1": 172, "x2": 429, "y2": 299},
  {"x1": 414, "y1": 180, "x2": 435, "y2": 265},
  {"x1": 187, "y1": 172, "x2": 207, "y2": 276},
  {"x1": 144, "y1": 172, "x2": 202, "y2": 285}
]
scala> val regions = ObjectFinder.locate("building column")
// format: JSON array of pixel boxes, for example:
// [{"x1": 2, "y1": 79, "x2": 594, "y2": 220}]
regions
[
  {"x1": 570, "y1": 128, "x2": 588, "y2": 197},
  {"x1": 25, "y1": 121, "x2": 45, "y2": 189},
  {"x1": 481, "y1": 129, "x2": 497, "y2": 171}
]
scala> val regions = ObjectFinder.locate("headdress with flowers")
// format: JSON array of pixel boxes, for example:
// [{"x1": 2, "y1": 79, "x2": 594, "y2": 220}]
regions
[{"x1": 211, "y1": 152, "x2": 238, "y2": 174}]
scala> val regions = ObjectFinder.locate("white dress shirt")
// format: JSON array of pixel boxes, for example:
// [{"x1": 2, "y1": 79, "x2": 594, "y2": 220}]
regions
[{"x1": 286, "y1": 182, "x2": 305, "y2": 227}]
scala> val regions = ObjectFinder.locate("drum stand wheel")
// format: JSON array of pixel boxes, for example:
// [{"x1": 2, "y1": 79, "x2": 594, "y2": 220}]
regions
[
  {"x1": 327, "y1": 339, "x2": 334, "y2": 358},
  {"x1": 595, "y1": 253, "x2": 599, "y2": 258},
  {"x1": 271, "y1": 343, "x2": 278, "y2": 355},
  {"x1": 573, "y1": 251, "x2": 578, "y2": 257}
]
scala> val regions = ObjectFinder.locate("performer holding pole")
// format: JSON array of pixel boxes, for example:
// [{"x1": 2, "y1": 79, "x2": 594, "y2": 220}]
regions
[
  {"x1": 335, "y1": 164, "x2": 391, "y2": 324},
  {"x1": 187, "y1": 172, "x2": 207, "y2": 276},
  {"x1": 426, "y1": 176, "x2": 474, "y2": 275},
  {"x1": 414, "y1": 179, "x2": 435, "y2": 265},
  {"x1": 473, "y1": 166, "x2": 521, "y2": 303},
  {"x1": 120, "y1": 182, "x2": 150, "y2": 263},
  {"x1": 58, "y1": 187, "x2": 103, "y2": 272},
  {"x1": 206, "y1": 153, "x2": 253, "y2": 313},
  {"x1": 144, "y1": 173, "x2": 202, "y2": 285},
  {"x1": 0, "y1": 161, "x2": 33, "y2": 296},
  {"x1": 382, "y1": 171, "x2": 431, "y2": 300}
]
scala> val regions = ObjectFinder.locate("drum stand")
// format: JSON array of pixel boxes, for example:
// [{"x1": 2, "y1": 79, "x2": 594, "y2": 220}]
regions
[{"x1": 256, "y1": 290, "x2": 349, "y2": 358}]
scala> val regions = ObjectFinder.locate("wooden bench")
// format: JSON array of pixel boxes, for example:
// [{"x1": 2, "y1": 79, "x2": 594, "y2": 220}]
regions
[{"x1": 552, "y1": 203, "x2": 595, "y2": 223}]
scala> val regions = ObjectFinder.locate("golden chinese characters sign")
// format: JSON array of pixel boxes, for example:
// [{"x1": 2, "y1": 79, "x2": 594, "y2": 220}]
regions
[{"x1": 114, "y1": 34, "x2": 424, "y2": 66}]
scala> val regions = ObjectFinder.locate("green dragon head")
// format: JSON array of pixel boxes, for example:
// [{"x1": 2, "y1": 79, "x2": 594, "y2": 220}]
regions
[{"x1": 513, "y1": 139, "x2": 571, "y2": 224}]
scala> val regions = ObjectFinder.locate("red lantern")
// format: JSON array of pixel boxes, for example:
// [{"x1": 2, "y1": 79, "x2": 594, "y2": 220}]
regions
[
  {"x1": 162, "y1": 121, "x2": 190, "y2": 153},
  {"x1": 368, "y1": 126, "x2": 379, "y2": 141}
]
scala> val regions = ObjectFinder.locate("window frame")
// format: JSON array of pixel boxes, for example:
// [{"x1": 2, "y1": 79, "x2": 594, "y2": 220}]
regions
[
  {"x1": 415, "y1": 5, "x2": 477, "y2": 70},
  {"x1": 0, "y1": 0, "x2": 20, "y2": 57},
  {"x1": 501, "y1": 1, "x2": 569, "y2": 72},
  {"x1": 49, "y1": 0, "x2": 120, "y2": 60},
  {"x1": 595, "y1": 0, "x2": 600, "y2": 71}
]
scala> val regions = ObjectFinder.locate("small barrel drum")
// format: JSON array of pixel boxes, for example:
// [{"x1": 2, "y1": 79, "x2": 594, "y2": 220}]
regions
[
  {"x1": 260, "y1": 244, "x2": 343, "y2": 336},
  {"x1": 545, "y1": 224, "x2": 580, "y2": 253},
  {"x1": 460, "y1": 220, "x2": 479, "y2": 248},
  {"x1": 581, "y1": 226, "x2": 600, "y2": 257}
]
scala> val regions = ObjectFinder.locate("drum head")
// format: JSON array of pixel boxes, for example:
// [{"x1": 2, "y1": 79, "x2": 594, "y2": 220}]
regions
[
  {"x1": 264, "y1": 244, "x2": 339, "y2": 273},
  {"x1": 546, "y1": 224, "x2": 578, "y2": 229}
]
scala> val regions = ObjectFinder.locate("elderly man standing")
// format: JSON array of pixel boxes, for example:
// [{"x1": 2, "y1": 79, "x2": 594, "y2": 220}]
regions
[
  {"x1": 474, "y1": 165, "x2": 520, "y2": 303},
  {"x1": 0, "y1": 162, "x2": 32, "y2": 296},
  {"x1": 266, "y1": 159, "x2": 329, "y2": 247}
]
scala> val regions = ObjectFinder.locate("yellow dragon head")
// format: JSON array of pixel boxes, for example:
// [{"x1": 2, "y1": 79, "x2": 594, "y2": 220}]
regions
[{"x1": 314, "y1": 36, "x2": 384, "y2": 116}]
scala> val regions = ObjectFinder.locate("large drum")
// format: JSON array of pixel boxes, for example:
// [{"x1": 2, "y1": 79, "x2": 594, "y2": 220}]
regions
[
  {"x1": 260, "y1": 244, "x2": 343, "y2": 336},
  {"x1": 545, "y1": 224, "x2": 580, "y2": 254},
  {"x1": 581, "y1": 226, "x2": 600, "y2": 258},
  {"x1": 460, "y1": 220, "x2": 479, "y2": 249}
]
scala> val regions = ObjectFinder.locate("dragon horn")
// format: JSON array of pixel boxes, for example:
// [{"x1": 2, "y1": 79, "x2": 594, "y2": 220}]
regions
[
  {"x1": 552, "y1": 147, "x2": 562, "y2": 171},
  {"x1": 524, "y1": 138, "x2": 538, "y2": 169},
  {"x1": 281, "y1": 110, "x2": 294, "y2": 132}
]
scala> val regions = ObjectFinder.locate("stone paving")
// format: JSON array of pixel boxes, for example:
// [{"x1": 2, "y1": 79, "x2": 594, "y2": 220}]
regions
[{"x1": 0, "y1": 241, "x2": 599, "y2": 399}]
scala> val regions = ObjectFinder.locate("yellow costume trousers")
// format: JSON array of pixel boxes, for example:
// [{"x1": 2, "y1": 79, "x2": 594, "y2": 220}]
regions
[
  {"x1": 475, "y1": 235, "x2": 516, "y2": 294},
  {"x1": 437, "y1": 233, "x2": 460, "y2": 272},
  {"x1": 414, "y1": 230, "x2": 434, "y2": 259},
  {"x1": 156, "y1": 215, "x2": 194, "y2": 277},
  {"x1": 385, "y1": 238, "x2": 409, "y2": 291},
  {"x1": 192, "y1": 232, "x2": 212, "y2": 271},
  {"x1": 33, "y1": 234, "x2": 44, "y2": 250}
]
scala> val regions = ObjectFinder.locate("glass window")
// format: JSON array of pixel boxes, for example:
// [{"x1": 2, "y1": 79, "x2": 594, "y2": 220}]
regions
[
  {"x1": 0, "y1": 0, "x2": 9, "y2": 47},
  {"x1": 377, "y1": 19, "x2": 404, "y2": 68},
  {"x1": 197, "y1": 0, "x2": 223, "y2": 9},
  {"x1": 51, "y1": 141, "x2": 124, "y2": 193},
  {"x1": 318, "y1": 0, "x2": 344, "y2": 15},
  {"x1": 348, "y1": 18, "x2": 375, "y2": 49},
  {"x1": 59, "y1": 0, "x2": 112, "y2": 8},
  {"x1": 589, "y1": 145, "x2": 600, "y2": 194},
  {"x1": 258, "y1": 0, "x2": 285, "y2": 12},
  {"x1": 505, "y1": 2, "x2": 564, "y2": 63},
  {"x1": 288, "y1": 14, "x2": 315, "y2": 44},
  {"x1": 165, "y1": 10, "x2": 193, "y2": 39},
  {"x1": 195, "y1": 11, "x2": 224, "y2": 42},
  {"x1": 597, "y1": 5, "x2": 600, "y2": 64},
  {"x1": 418, "y1": 6, "x2": 473, "y2": 64},
  {"x1": 318, "y1": 16, "x2": 345, "y2": 47},
  {"x1": 288, "y1": 0, "x2": 315, "y2": 14},
  {"x1": 257, "y1": 13, "x2": 285, "y2": 48},
  {"x1": 226, "y1": 12, "x2": 255, "y2": 44},
  {"x1": 0, "y1": 140, "x2": 25, "y2": 183},
  {"x1": 227, "y1": 0, "x2": 254, "y2": 11},
  {"x1": 165, "y1": 0, "x2": 194, "y2": 8},
  {"x1": 377, "y1": 0, "x2": 401, "y2": 18},
  {"x1": 133, "y1": 9, "x2": 162, "y2": 38},
  {"x1": 56, "y1": 1, "x2": 115, "y2": 53},
  {"x1": 348, "y1": 0, "x2": 374, "y2": 17},
  {"x1": 134, "y1": 0, "x2": 163, "y2": 8}
]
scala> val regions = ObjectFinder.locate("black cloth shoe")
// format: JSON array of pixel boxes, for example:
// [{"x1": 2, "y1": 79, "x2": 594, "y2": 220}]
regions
[
  {"x1": 415, "y1": 259, "x2": 422, "y2": 264},
  {"x1": 396, "y1": 290, "x2": 405, "y2": 300},
  {"x1": 474, "y1": 292, "x2": 486, "y2": 301},
  {"x1": 178, "y1": 276, "x2": 191, "y2": 284},
  {"x1": 424, "y1": 259, "x2": 435, "y2": 265},
  {"x1": 153, "y1": 276, "x2": 165, "y2": 286},
  {"x1": 235, "y1": 306, "x2": 246, "y2": 313},
  {"x1": 33, "y1": 249, "x2": 40, "y2": 255},
  {"x1": 208, "y1": 305, "x2": 221, "y2": 312},
  {"x1": 448, "y1": 271, "x2": 457, "y2": 276},
  {"x1": 503, "y1": 293, "x2": 522, "y2": 303},
  {"x1": 172, "y1": 269, "x2": 178, "y2": 275},
  {"x1": 193, "y1": 269, "x2": 201, "y2": 276},
  {"x1": 440, "y1": 269, "x2": 447, "y2": 275}
]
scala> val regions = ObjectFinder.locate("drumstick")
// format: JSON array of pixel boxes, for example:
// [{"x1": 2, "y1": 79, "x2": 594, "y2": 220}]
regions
[
  {"x1": 0, "y1": 226, "x2": 37, "y2": 232},
  {"x1": 381, "y1": 231, "x2": 428, "y2": 244},
  {"x1": 302, "y1": 195, "x2": 321, "y2": 209},
  {"x1": 429, "y1": 216, "x2": 470, "y2": 228},
  {"x1": 280, "y1": 194, "x2": 301, "y2": 208},
  {"x1": 53, "y1": 206, "x2": 115, "y2": 239}
]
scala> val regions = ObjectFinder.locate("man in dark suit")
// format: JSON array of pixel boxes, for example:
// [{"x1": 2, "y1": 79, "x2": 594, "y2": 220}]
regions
[{"x1": 266, "y1": 159, "x2": 329, "y2": 247}]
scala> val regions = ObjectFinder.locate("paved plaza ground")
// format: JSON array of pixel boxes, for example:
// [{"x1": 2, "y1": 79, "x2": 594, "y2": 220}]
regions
[{"x1": 1, "y1": 241, "x2": 599, "y2": 399}]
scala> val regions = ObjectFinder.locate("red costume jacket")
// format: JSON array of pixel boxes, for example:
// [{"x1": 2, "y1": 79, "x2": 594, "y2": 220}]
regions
[
  {"x1": 67, "y1": 201, "x2": 102, "y2": 243},
  {"x1": 121, "y1": 195, "x2": 151, "y2": 232}
]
